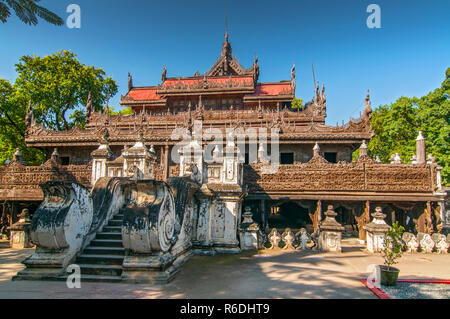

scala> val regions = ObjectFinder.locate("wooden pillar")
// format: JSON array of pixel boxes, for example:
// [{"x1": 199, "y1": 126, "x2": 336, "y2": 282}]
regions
[
  {"x1": 163, "y1": 144, "x2": 169, "y2": 181},
  {"x1": 260, "y1": 199, "x2": 266, "y2": 231}
]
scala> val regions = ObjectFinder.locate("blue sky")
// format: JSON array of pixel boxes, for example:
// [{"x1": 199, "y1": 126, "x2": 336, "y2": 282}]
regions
[{"x1": 0, "y1": 0, "x2": 449, "y2": 125}]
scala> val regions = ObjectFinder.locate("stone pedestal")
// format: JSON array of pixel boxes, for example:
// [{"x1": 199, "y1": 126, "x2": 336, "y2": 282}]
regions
[
  {"x1": 364, "y1": 207, "x2": 391, "y2": 253},
  {"x1": 9, "y1": 209, "x2": 33, "y2": 249},
  {"x1": 318, "y1": 205, "x2": 345, "y2": 252},
  {"x1": 239, "y1": 207, "x2": 263, "y2": 250}
]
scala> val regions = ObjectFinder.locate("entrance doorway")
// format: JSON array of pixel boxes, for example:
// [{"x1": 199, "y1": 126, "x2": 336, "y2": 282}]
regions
[{"x1": 268, "y1": 202, "x2": 311, "y2": 232}]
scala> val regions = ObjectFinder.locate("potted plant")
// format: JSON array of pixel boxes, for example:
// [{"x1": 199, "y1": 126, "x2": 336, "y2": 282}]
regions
[{"x1": 380, "y1": 221, "x2": 405, "y2": 286}]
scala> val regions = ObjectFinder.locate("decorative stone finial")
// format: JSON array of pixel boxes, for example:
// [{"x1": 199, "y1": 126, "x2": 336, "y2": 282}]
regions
[
  {"x1": 426, "y1": 153, "x2": 436, "y2": 164},
  {"x1": 242, "y1": 206, "x2": 254, "y2": 224},
  {"x1": 360, "y1": 140, "x2": 368, "y2": 157},
  {"x1": 416, "y1": 131, "x2": 426, "y2": 164},
  {"x1": 313, "y1": 143, "x2": 320, "y2": 157},
  {"x1": 13, "y1": 148, "x2": 26, "y2": 165},
  {"x1": 51, "y1": 148, "x2": 59, "y2": 162},
  {"x1": 390, "y1": 153, "x2": 402, "y2": 164}
]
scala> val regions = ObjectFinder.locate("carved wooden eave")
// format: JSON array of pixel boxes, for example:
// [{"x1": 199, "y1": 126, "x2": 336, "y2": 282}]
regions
[
  {"x1": 156, "y1": 76, "x2": 256, "y2": 97},
  {"x1": 243, "y1": 160, "x2": 444, "y2": 202},
  {"x1": 207, "y1": 54, "x2": 253, "y2": 77}
]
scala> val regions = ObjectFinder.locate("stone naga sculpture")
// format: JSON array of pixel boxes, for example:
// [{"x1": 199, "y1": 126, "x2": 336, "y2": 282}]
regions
[
  {"x1": 121, "y1": 177, "x2": 199, "y2": 283},
  {"x1": 15, "y1": 178, "x2": 130, "y2": 280},
  {"x1": 17, "y1": 181, "x2": 94, "y2": 279}
]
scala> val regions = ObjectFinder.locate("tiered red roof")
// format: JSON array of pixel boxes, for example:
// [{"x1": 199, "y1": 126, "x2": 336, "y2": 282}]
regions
[
  {"x1": 251, "y1": 83, "x2": 292, "y2": 97},
  {"x1": 126, "y1": 87, "x2": 162, "y2": 101}
]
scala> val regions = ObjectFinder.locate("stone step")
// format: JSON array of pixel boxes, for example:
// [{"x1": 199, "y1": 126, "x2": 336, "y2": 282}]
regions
[
  {"x1": 112, "y1": 214, "x2": 124, "y2": 220},
  {"x1": 108, "y1": 220, "x2": 123, "y2": 227},
  {"x1": 51, "y1": 274, "x2": 122, "y2": 284},
  {"x1": 90, "y1": 239, "x2": 123, "y2": 248},
  {"x1": 76, "y1": 254, "x2": 124, "y2": 265},
  {"x1": 84, "y1": 246, "x2": 125, "y2": 256},
  {"x1": 79, "y1": 264, "x2": 123, "y2": 276},
  {"x1": 103, "y1": 226, "x2": 122, "y2": 233},
  {"x1": 76, "y1": 274, "x2": 122, "y2": 283},
  {"x1": 96, "y1": 232, "x2": 122, "y2": 240}
]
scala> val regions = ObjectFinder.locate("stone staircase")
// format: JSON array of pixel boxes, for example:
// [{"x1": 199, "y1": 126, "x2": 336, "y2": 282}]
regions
[{"x1": 67, "y1": 212, "x2": 125, "y2": 283}]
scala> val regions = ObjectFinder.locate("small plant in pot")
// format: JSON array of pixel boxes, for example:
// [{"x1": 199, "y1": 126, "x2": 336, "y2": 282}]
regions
[{"x1": 380, "y1": 221, "x2": 405, "y2": 286}]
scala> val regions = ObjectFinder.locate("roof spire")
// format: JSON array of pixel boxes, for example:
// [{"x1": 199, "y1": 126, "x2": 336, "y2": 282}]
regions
[{"x1": 225, "y1": 8, "x2": 228, "y2": 39}]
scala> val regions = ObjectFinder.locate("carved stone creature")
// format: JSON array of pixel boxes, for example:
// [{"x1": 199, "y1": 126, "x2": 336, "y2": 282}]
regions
[
  {"x1": 268, "y1": 228, "x2": 282, "y2": 249},
  {"x1": 431, "y1": 234, "x2": 449, "y2": 254},
  {"x1": 402, "y1": 232, "x2": 419, "y2": 253},
  {"x1": 281, "y1": 228, "x2": 295, "y2": 250},
  {"x1": 417, "y1": 232, "x2": 435, "y2": 253},
  {"x1": 296, "y1": 228, "x2": 312, "y2": 250}
]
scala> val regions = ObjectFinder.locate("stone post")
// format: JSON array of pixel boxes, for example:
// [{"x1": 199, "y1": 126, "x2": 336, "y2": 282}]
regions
[
  {"x1": 416, "y1": 131, "x2": 426, "y2": 164},
  {"x1": 9, "y1": 209, "x2": 33, "y2": 249},
  {"x1": 122, "y1": 133, "x2": 157, "y2": 180},
  {"x1": 318, "y1": 205, "x2": 345, "y2": 252},
  {"x1": 364, "y1": 207, "x2": 391, "y2": 253},
  {"x1": 91, "y1": 137, "x2": 113, "y2": 185},
  {"x1": 239, "y1": 207, "x2": 263, "y2": 250}
]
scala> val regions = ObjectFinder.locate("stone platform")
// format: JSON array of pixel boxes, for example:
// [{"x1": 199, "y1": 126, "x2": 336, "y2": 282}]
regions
[{"x1": 0, "y1": 239, "x2": 449, "y2": 299}]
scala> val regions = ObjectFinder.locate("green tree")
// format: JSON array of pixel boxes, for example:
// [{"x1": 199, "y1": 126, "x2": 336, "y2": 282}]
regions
[
  {"x1": 368, "y1": 97, "x2": 419, "y2": 163},
  {"x1": 15, "y1": 50, "x2": 118, "y2": 131},
  {"x1": 416, "y1": 68, "x2": 450, "y2": 184},
  {"x1": 0, "y1": 50, "x2": 118, "y2": 165},
  {"x1": 0, "y1": 0, "x2": 64, "y2": 26},
  {"x1": 367, "y1": 68, "x2": 450, "y2": 185},
  {"x1": 0, "y1": 78, "x2": 45, "y2": 165},
  {"x1": 291, "y1": 97, "x2": 304, "y2": 109}
]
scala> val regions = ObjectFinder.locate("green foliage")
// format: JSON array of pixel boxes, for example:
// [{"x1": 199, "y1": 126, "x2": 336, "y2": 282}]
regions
[
  {"x1": 0, "y1": 0, "x2": 64, "y2": 26},
  {"x1": 14, "y1": 50, "x2": 118, "y2": 131},
  {"x1": 382, "y1": 222, "x2": 405, "y2": 270},
  {"x1": 367, "y1": 68, "x2": 450, "y2": 185},
  {"x1": 291, "y1": 97, "x2": 304, "y2": 109},
  {"x1": 0, "y1": 50, "x2": 118, "y2": 165},
  {"x1": 110, "y1": 106, "x2": 134, "y2": 116},
  {"x1": 0, "y1": 78, "x2": 45, "y2": 165}
]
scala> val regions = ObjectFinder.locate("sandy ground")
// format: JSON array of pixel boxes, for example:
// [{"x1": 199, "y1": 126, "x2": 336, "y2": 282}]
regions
[{"x1": 0, "y1": 239, "x2": 448, "y2": 299}]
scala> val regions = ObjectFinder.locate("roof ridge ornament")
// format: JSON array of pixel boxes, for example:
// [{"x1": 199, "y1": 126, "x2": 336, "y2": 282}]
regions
[
  {"x1": 364, "y1": 89, "x2": 372, "y2": 120},
  {"x1": 161, "y1": 65, "x2": 167, "y2": 84},
  {"x1": 128, "y1": 72, "x2": 133, "y2": 91}
]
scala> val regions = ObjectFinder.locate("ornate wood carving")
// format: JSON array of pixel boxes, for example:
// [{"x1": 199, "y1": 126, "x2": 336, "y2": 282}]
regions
[
  {"x1": 355, "y1": 201, "x2": 370, "y2": 241},
  {"x1": 309, "y1": 200, "x2": 322, "y2": 233}
]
